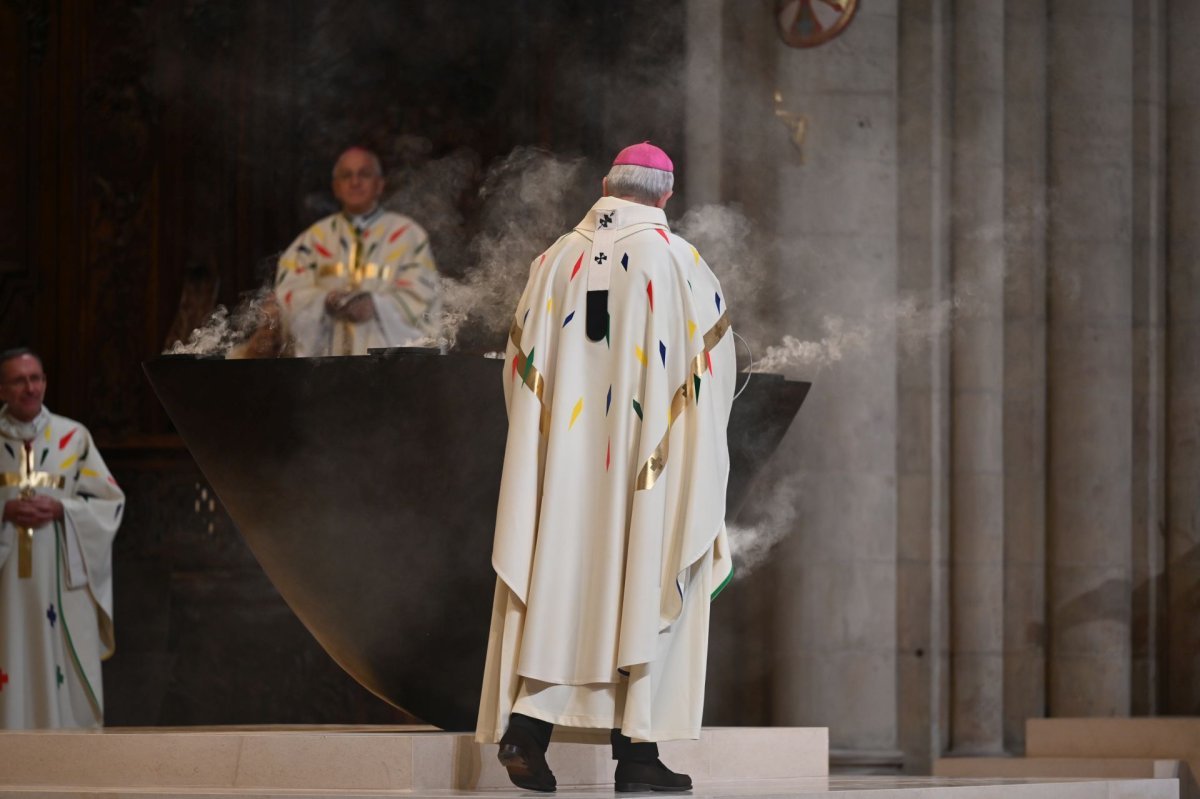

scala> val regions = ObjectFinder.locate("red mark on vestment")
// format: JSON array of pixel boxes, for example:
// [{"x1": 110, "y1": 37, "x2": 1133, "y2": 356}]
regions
[
  {"x1": 388, "y1": 225, "x2": 411, "y2": 243},
  {"x1": 646, "y1": 281, "x2": 654, "y2": 312},
  {"x1": 656, "y1": 229, "x2": 670, "y2": 244},
  {"x1": 59, "y1": 429, "x2": 77, "y2": 450},
  {"x1": 313, "y1": 242, "x2": 332, "y2": 258},
  {"x1": 570, "y1": 252, "x2": 584, "y2": 280}
]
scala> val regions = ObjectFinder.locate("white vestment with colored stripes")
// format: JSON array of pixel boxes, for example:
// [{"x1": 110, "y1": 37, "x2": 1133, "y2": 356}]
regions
[
  {"x1": 476, "y1": 196, "x2": 734, "y2": 744},
  {"x1": 275, "y1": 209, "x2": 441, "y2": 356},
  {"x1": 0, "y1": 407, "x2": 123, "y2": 729}
]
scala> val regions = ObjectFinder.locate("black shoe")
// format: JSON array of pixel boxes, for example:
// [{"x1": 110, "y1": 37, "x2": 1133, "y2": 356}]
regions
[
  {"x1": 614, "y1": 759, "x2": 692, "y2": 792},
  {"x1": 497, "y1": 726, "x2": 557, "y2": 792}
]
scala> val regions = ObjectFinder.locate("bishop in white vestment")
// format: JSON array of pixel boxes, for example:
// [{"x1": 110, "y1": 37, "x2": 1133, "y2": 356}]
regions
[
  {"x1": 477, "y1": 144, "x2": 734, "y2": 792},
  {"x1": 275, "y1": 147, "x2": 441, "y2": 356},
  {"x1": 0, "y1": 350, "x2": 123, "y2": 728}
]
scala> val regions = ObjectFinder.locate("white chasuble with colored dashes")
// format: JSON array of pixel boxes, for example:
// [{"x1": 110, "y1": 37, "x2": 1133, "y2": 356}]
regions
[
  {"x1": 477, "y1": 196, "x2": 734, "y2": 744},
  {"x1": 0, "y1": 407, "x2": 123, "y2": 729},
  {"x1": 275, "y1": 209, "x2": 441, "y2": 357}
]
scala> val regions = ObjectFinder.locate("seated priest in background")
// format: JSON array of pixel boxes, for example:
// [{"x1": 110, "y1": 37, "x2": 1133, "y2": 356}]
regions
[
  {"x1": 275, "y1": 146, "x2": 442, "y2": 357},
  {"x1": 477, "y1": 143, "x2": 734, "y2": 793},
  {"x1": 0, "y1": 348, "x2": 123, "y2": 728}
]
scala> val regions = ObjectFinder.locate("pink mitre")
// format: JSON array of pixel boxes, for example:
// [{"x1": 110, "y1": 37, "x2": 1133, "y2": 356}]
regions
[{"x1": 612, "y1": 141, "x2": 674, "y2": 172}]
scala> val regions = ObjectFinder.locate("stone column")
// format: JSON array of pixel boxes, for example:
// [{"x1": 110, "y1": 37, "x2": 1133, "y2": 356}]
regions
[
  {"x1": 683, "y1": 0, "x2": 723, "y2": 209},
  {"x1": 896, "y1": 0, "x2": 953, "y2": 772},
  {"x1": 1166, "y1": 0, "x2": 1200, "y2": 714},
  {"x1": 1131, "y1": 0, "x2": 1167, "y2": 715},
  {"x1": 1001, "y1": 0, "x2": 1048, "y2": 749},
  {"x1": 1046, "y1": 0, "x2": 1133, "y2": 716},
  {"x1": 771, "y1": 2, "x2": 901, "y2": 757},
  {"x1": 947, "y1": 0, "x2": 1007, "y2": 755}
]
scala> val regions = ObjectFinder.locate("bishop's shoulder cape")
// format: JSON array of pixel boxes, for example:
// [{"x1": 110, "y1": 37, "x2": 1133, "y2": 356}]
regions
[
  {"x1": 479, "y1": 195, "x2": 734, "y2": 742},
  {"x1": 274, "y1": 209, "x2": 441, "y2": 356}
]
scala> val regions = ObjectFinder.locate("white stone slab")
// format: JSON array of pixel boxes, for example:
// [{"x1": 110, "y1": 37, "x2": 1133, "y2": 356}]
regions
[{"x1": 0, "y1": 726, "x2": 828, "y2": 792}]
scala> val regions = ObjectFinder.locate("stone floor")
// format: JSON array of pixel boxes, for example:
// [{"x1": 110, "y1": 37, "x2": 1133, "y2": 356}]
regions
[{"x1": 0, "y1": 726, "x2": 1179, "y2": 799}]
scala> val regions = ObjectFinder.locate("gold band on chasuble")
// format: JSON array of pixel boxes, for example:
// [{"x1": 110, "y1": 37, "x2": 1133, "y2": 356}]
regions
[
  {"x1": 509, "y1": 319, "x2": 551, "y2": 434},
  {"x1": 0, "y1": 473, "x2": 66, "y2": 490},
  {"x1": 635, "y1": 310, "x2": 731, "y2": 491}
]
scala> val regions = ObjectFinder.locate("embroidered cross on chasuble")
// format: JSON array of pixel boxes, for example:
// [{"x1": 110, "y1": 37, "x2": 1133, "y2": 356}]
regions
[{"x1": 0, "y1": 442, "x2": 65, "y2": 578}]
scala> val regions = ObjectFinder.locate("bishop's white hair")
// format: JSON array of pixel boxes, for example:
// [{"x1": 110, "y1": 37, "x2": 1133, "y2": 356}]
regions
[{"x1": 605, "y1": 164, "x2": 674, "y2": 205}]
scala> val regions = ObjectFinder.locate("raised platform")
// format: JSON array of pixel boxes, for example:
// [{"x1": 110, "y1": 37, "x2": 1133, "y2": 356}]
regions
[
  {"x1": 934, "y1": 718, "x2": 1200, "y2": 799},
  {"x1": 0, "y1": 726, "x2": 827, "y2": 793},
  {"x1": 0, "y1": 725, "x2": 1177, "y2": 799}
]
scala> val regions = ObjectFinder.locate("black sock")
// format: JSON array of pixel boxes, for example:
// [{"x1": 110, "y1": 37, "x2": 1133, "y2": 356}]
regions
[
  {"x1": 507, "y1": 712, "x2": 554, "y2": 753},
  {"x1": 611, "y1": 729, "x2": 659, "y2": 762}
]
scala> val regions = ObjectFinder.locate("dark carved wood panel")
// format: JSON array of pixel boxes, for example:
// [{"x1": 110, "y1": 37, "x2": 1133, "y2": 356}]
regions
[{"x1": 0, "y1": 1, "x2": 39, "y2": 350}]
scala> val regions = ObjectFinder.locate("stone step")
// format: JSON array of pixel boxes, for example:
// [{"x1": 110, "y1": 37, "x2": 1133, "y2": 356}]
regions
[
  {"x1": 0, "y1": 776, "x2": 1178, "y2": 799},
  {"x1": 0, "y1": 726, "x2": 828, "y2": 793},
  {"x1": 1027, "y1": 718, "x2": 1200, "y2": 764},
  {"x1": 935, "y1": 756, "x2": 1187, "y2": 780}
]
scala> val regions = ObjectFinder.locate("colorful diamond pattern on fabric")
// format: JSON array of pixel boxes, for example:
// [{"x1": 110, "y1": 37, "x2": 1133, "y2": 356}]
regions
[
  {"x1": 60, "y1": 454, "x2": 79, "y2": 470},
  {"x1": 694, "y1": 374, "x2": 702, "y2": 401},
  {"x1": 659, "y1": 341, "x2": 667, "y2": 367},
  {"x1": 81, "y1": 467, "x2": 99, "y2": 478},
  {"x1": 59, "y1": 429, "x2": 77, "y2": 450},
  {"x1": 40, "y1": 449, "x2": 48, "y2": 466},
  {"x1": 522, "y1": 347, "x2": 537, "y2": 383},
  {"x1": 569, "y1": 398, "x2": 584, "y2": 430},
  {"x1": 647, "y1": 281, "x2": 654, "y2": 311},
  {"x1": 3, "y1": 443, "x2": 14, "y2": 459},
  {"x1": 388, "y1": 224, "x2": 411, "y2": 243},
  {"x1": 56, "y1": 666, "x2": 64, "y2": 687},
  {"x1": 715, "y1": 292, "x2": 722, "y2": 312},
  {"x1": 562, "y1": 311, "x2": 575, "y2": 328},
  {"x1": 46, "y1": 604, "x2": 56, "y2": 628},
  {"x1": 313, "y1": 241, "x2": 333, "y2": 258},
  {"x1": 570, "y1": 252, "x2": 584, "y2": 280},
  {"x1": 706, "y1": 351, "x2": 714, "y2": 374},
  {"x1": 621, "y1": 253, "x2": 629, "y2": 271},
  {"x1": 634, "y1": 345, "x2": 647, "y2": 367},
  {"x1": 546, "y1": 296, "x2": 553, "y2": 313},
  {"x1": 606, "y1": 439, "x2": 611, "y2": 472},
  {"x1": 606, "y1": 386, "x2": 612, "y2": 416},
  {"x1": 632, "y1": 399, "x2": 643, "y2": 420},
  {"x1": 656, "y1": 229, "x2": 670, "y2": 244},
  {"x1": 691, "y1": 246, "x2": 700, "y2": 265}
]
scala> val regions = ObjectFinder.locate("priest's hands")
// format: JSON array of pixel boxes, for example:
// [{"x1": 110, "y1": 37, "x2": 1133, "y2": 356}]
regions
[
  {"x1": 324, "y1": 290, "x2": 376, "y2": 323},
  {"x1": 2, "y1": 496, "x2": 64, "y2": 528}
]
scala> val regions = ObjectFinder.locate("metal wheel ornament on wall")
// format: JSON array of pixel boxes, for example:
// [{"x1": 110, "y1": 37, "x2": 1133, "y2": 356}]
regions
[{"x1": 776, "y1": 0, "x2": 859, "y2": 48}]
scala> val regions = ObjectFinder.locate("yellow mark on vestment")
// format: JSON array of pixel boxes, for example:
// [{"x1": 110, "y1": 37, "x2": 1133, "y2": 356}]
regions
[
  {"x1": 691, "y1": 246, "x2": 700, "y2": 265},
  {"x1": 60, "y1": 455, "x2": 79, "y2": 471},
  {"x1": 634, "y1": 345, "x2": 647, "y2": 366},
  {"x1": 81, "y1": 468, "x2": 99, "y2": 478},
  {"x1": 569, "y1": 398, "x2": 584, "y2": 430},
  {"x1": 688, "y1": 320, "x2": 697, "y2": 340},
  {"x1": 546, "y1": 296, "x2": 554, "y2": 313},
  {"x1": 386, "y1": 246, "x2": 409, "y2": 264},
  {"x1": 44, "y1": 426, "x2": 51, "y2": 442}
]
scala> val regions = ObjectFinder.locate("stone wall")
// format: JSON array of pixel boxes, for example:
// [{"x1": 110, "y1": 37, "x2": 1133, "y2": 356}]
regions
[{"x1": 689, "y1": 0, "x2": 1196, "y2": 773}]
